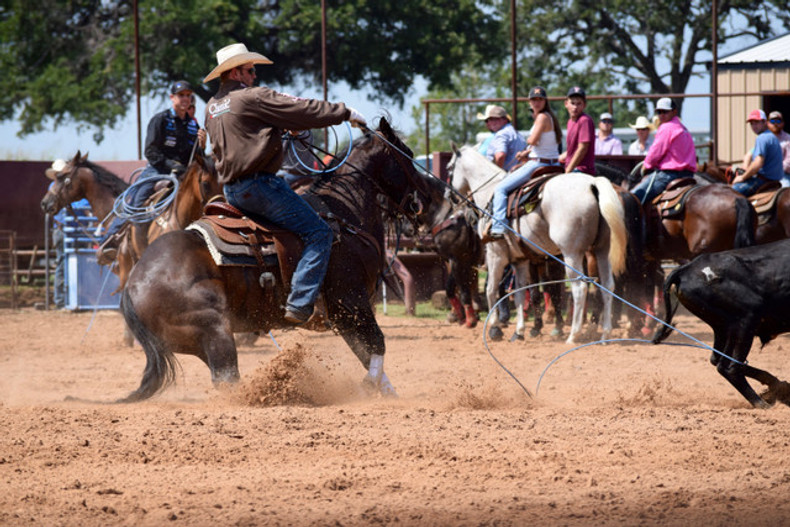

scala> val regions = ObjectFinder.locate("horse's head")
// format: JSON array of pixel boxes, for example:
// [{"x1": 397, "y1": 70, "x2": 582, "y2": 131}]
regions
[
  {"x1": 446, "y1": 142, "x2": 470, "y2": 195},
  {"x1": 182, "y1": 151, "x2": 221, "y2": 205},
  {"x1": 40, "y1": 151, "x2": 90, "y2": 214}
]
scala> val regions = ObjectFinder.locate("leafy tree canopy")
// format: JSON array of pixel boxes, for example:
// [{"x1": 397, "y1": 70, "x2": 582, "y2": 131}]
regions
[
  {"x1": 411, "y1": 0, "x2": 790, "y2": 146},
  {"x1": 0, "y1": 0, "x2": 504, "y2": 142}
]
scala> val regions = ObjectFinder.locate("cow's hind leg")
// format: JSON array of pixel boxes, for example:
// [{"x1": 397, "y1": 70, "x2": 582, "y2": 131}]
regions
[{"x1": 715, "y1": 328, "x2": 770, "y2": 408}]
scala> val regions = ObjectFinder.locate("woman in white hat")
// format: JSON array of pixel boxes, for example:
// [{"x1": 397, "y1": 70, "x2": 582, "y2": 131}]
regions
[
  {"x1": 627, "y1": 116, "x2": 654, "y2": 156},
  {"x1": 203, "y1": 42, "x2": 366, "y2": 325}
]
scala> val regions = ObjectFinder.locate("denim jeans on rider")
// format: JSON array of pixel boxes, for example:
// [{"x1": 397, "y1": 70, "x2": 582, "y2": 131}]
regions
[
  {"x1": 490, "y1": 159, "x2": 554, "y2": 235},
  {"x1": 733, "y1": 176, "x2": 773, "y2": 197},
  {"x1": 223, "y1": 173, "x2": 333, "y2": 318},
  {"x1": 632, "y1": 169, "x2": 693, "y2": 205}
]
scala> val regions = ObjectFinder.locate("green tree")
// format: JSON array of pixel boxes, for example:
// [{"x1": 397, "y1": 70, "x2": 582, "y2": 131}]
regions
[
  {"x1": 413, "y1": 0, "x2": 790, "y2": 148},
  {"x1": 0, "y1": 0, "x2": 505, "y2": 142}
]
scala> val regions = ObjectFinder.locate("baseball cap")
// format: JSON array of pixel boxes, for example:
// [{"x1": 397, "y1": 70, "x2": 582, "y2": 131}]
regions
[
  {"x1": 768, "y1": 110, "x2": 783, "y2": 121},
  {"x1": 566, "y1": 86, "x2": 586, "y2": 100},
  {"x1": 746, "y1": 109, "x2": 767, "y2": 122},
  {"x1": 655, "y1": 98, "x2": 676, "y2": 111},
  {"x1": 170, "y1": 80, "x2": 194, "y2": 95},
  {"x1": 600, "y1": 112, "x2": 613, "y2": 121},
  {"x1": 528, "y1": 86, "x2": 547, "y2": 100}
]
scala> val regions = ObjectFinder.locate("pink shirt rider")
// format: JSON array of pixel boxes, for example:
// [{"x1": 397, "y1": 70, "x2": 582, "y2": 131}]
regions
[{"x1": 643, "y1": 116, "x2": 696, "y2": 172}]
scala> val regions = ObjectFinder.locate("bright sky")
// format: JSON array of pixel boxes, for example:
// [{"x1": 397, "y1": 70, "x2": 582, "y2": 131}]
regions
[{"x1": 0, "y1": 79, "x2": 424, "y2": 162}]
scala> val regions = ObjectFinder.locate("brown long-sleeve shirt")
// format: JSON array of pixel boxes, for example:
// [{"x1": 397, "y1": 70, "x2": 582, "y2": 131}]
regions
[{"x1": 205, "y1": 80, "x2": 350, "y2": 185}]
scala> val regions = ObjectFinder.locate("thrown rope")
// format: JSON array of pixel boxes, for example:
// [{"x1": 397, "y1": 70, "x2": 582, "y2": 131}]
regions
[
  {"x1": 364, "y1": 131, "x2": 746, "y2": 399},
  {"x1": 111, "y1": 173, "x2": 179, "y2": 224}
]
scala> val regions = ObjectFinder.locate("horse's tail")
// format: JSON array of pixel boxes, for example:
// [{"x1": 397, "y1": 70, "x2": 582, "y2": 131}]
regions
[
  {"x1": 116, "y1": 288, "x2": 179, "y2": 403},
  {"x1": 651, "y1": 265, "x2": 682, "y2": 344},
  {"x1": 592, "y1": 177, "x2": 627, "y2": 276},
  {"x1": 733, "y1": 195, "x2": 756, "y2": 248}
]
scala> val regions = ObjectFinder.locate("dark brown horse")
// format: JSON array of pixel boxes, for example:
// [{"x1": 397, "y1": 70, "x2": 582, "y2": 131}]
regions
[
  {"x1": 119, "y1": 118, "x2": 425, "y2": 401},
  {"x1": 413, "y1": 173, "x2": 482, "y2": 328}
]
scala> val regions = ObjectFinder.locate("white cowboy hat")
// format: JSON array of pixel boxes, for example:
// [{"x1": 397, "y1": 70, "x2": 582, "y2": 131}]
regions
[
  {"x1": 45, "y1": 159, "x2": 67, "y2": 180},
  {"x1": 476, "y1": 104, "x2": 511, "y2": 122},
  {"x1": 628, "y1": 116, "x2": 654, "y2": 131},
  {"x1": 203, "y1": 43, "x2": 273, "y2": 83}
]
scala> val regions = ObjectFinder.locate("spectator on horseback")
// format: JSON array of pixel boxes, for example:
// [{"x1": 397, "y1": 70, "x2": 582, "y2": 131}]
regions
[
  {"x1": 487, "y1": 86, "x2": 561, "y2": 240},
  {"x1": 97, "y1": 80, "x2": 207, "y2": 263},
  {"x1": 202, "y1": 42, "x2": 366, "y2": 325},
  {"x1": 766, "y1": 111, "x2": 790, "y2": 187},
  {"x1": 558, "y1": 86, "x2": 595, "y2": 174},
  {"x1": 594, "y1": 112, "x2": 623, "y2": 155},
  {"x1": 732, "y1": 109, "x2": 784, "y2": 197},
  {"x1": 627, "y1": 116, "x2": 654, "y2": 155},
  {"x1": 631, "y1": 97, "x2": 696, "y2": 205},
  {"x1": 477, "y1": 104, "x2": 526, "y2": 171}
]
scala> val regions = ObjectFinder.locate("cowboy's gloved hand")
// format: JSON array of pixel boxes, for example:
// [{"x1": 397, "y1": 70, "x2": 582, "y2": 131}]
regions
[{"x1": 347, "y1": 107, "x2": 367, "y2": 128}]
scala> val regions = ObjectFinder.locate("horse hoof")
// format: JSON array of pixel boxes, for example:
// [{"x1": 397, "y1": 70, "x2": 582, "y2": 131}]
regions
[
  {"x1": 465, "y1": 318, "x2": 478, "y2": 329},
  {"x1": 489, "y1": 326, "x2": 504, "y2": 342},
  {"x1": 550, "y1": 328, "x2": 562, "y2": 338},
  {"x1": 529, "y1": 328, "x2": 540, "y2": 338},
  {"x1": 510, "y1": 332, "x2": 524, "y2": 342}
]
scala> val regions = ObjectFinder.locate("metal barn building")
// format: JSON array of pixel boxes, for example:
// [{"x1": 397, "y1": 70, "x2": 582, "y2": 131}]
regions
[{"x1": 716, "y1": 32, "x2": 790, "y2": 163}]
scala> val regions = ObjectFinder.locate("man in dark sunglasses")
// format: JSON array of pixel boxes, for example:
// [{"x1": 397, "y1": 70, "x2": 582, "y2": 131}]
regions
[
  {"x1": 631, "y1": 97, "x2": 696, "y2": 204},
  {"x1": 732, "y1": 109, "x2": 783, "y2": 197},
  {"x1": 766, "y1": 111, "x2": 790, "y2": 187},
  {"x1": 203, "y1": 43, "x2": 367, "y2": 325}
]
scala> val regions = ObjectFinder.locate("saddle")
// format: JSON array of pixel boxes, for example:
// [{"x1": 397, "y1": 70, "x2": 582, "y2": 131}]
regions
[
  {"x1": 505, "y1": 166, "x2": 564, "y2": 220},
  {"x1": 187, "y1": 201, "x2": 302, "y2": 287},
  {"x1": 750, "y1": 186, "x2": 786, "y2": 224},
  {"x1": 651, "y1": 177, "x2": 699, "y2": 219}
]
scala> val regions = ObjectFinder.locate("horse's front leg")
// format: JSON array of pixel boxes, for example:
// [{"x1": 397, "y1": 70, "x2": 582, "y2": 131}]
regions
[
  {"x1": 485, "y1": 247, "x2": 508, "y2": 342},
  {"x1": 329, "y1": 299, "x2": 396, "y2": 397}
]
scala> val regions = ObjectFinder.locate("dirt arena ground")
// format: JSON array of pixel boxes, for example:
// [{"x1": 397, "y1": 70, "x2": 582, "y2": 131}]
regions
[{"x1": 3, "y1": 307, "x2": 790, "y2": 526}]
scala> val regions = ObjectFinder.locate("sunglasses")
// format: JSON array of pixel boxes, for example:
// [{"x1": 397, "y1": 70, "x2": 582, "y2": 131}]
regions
[
  {"x1": 601, "y1": 119, "x2": 613, "y2": 124},
  {"x1": 770, "y1": 118, "x2": 783, "y2": 124},
  {"x1": 238, "y1": 66, "x2": 255, "y2": 75},
  {"x1": 656, "y1": 109, "x2": 670, "y2": 114}
]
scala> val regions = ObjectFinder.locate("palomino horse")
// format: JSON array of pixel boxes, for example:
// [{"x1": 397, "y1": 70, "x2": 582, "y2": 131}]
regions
[
  {"x1": 448, "y1": 145, "x2": 627, "y2": 344},
  {"x1": 118, "y1": 118, "x2": 425, "y2": 401},
  {"x1": 413, "y1": 172, "x2": 482, "y2": 328}
]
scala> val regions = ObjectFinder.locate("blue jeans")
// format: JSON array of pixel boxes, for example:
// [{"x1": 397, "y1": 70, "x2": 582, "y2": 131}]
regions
[
  {"x1": 733, "y1": 176, "x2": 776, "y2": 197},
  {"x1": 632, "y1": 169, "x2": 693, "y2": 205},
  {"x1": 490, "y1": 159, "x2": 554, "y2": 234},
  {"x1": 102, "y1": 165, "x2": 164, "y2": 242},
  {"x1": 223, "y1": 173, "x2": 333, "y2": 317}
]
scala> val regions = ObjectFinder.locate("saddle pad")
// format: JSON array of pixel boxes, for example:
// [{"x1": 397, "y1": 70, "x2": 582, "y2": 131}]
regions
[{"x1": 187, "y1": 221, "x2": 278, "y2": 267}]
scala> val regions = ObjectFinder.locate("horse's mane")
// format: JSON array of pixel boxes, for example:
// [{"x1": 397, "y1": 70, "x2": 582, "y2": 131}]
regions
[{"x1": 77, "y1": 158, "x2": 129, "y2": 194}]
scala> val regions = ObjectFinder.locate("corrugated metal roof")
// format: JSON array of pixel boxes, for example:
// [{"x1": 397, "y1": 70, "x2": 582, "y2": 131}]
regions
[{"x1": 718, "y1": 32, "x2": 790, "y2": 64}]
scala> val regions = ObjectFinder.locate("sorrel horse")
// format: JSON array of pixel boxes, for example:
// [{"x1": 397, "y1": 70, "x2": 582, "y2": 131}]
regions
[
  {"x1": 702, "y1": 163, "x2": 790, "y2": 245},
  {"x1": 40, "y1": 151, "x2": 128, "y2": 232},
  {"x1": 118, "y1": 118, "x2": 425, "y2": 401},
  {"x1": 115, "y1": 151, "x2": 221, "y2": 289},
  {"x1": 635, "y1": 177, "x2": 757, "y2": 261},
  {"x1": 448, "y1": 145, "x2": 627, "y2": 344},
  {"x1": 412, "y1": 172, "x2": 482, "y2": 328}
]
